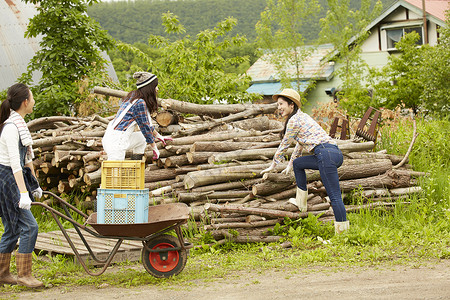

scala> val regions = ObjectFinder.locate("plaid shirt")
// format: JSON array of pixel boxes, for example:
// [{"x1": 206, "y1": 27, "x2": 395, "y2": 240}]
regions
[
  {"x1": 114, "y1": 98, "x2": 155, "y2": 144},
  {"x1": 273, "y1": 110, "x2": 335, "y2": 164}
]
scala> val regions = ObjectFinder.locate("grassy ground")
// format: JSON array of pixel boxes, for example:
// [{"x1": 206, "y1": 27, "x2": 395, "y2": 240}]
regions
[{"x1": 1, "y1": 116, "x2": 449, "y2": 292}]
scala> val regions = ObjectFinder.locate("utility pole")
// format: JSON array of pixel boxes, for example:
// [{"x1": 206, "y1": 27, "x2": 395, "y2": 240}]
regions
[{"x1": 422, "y1": 0, "x2": 428, "y2": 44}]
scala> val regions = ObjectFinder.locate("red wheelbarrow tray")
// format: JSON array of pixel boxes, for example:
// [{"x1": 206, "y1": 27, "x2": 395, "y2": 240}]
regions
[{"x1": 86, "y1": 203, "x2": 190, "y2": 238}]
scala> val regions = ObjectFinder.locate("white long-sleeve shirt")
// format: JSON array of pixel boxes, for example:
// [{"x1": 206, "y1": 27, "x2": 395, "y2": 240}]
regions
[{"x1": 0, "y1": 123, "x2": 32, "y2": 173}]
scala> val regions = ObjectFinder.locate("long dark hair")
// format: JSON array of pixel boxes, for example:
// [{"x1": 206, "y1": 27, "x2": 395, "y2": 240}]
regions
[
  {"x1": 123, "y1": 78, "x2": 159, "y2": 114},
  {"x1": 279, "y1": 96, "x2": 299, "y2": 138},
  {"x1": 0, "y1": 83, "x2": 30, "y2": 133}
]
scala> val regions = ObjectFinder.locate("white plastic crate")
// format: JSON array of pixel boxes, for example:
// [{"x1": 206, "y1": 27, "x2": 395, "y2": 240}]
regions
[{"x1": 96, "y1": 189, "x2": 149, "y2": 224}]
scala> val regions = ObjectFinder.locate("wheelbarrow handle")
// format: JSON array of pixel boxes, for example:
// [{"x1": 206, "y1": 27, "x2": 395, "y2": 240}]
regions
[{"x1": 38, "y1": 191, "x2": 89, "y2": 219}]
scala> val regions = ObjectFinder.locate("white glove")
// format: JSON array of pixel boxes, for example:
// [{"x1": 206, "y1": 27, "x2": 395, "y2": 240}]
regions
[
  {"x1": 19, "y1": 192, "x2": 32, "y2": 210},
  {"x1": 260, "y1": 162, "x2": 276, "y2": 175},
  {"x1": 152, "y1": 147, "x2": 160, "y2": 160},
  {"x1": 281, "y1": 164, "x2": 293, "y2": 175},
  {"x1": 32, "y1": 187, "x2": 43, "y2": 199},
  {"x1": 156, "y1": 134, "x2": 173, "y2": 146}
]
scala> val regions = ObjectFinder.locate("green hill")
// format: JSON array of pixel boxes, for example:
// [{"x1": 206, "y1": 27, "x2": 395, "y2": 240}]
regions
[
  {"x1": 87, "y1": 0, "x2": 268, "y2": 43},
  {"x1": 88, "y1": 0, "x2": 395, "y2": 44}
]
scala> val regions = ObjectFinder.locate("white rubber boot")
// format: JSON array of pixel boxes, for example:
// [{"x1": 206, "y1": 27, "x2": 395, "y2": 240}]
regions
[
  {"x1": 334, "y1": 221, "x2": 350, "y2": 234},
  {"x1": 288, "y1": 188, "x2": 308, "y2": 212}
]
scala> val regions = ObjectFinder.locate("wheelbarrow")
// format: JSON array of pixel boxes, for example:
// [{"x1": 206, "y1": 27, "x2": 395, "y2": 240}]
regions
[{"x1": 32, "y1": 191, "x2": 193, "y2": 278}]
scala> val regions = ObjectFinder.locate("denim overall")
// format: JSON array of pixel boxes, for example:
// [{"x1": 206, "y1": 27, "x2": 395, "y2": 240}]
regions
[{"x1": 0, "y1": 133, "x2": 39, "y2": 254}]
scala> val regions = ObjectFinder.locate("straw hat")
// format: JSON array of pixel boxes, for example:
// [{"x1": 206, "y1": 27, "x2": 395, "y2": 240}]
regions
[{"x1": 272, "y1": 88, "x2": 301, "y2": 108}]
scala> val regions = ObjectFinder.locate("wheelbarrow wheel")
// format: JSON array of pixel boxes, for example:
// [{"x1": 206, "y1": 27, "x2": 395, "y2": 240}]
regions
[{"x1": 142, "y1": 234, "x2": 187, "y2": 278}]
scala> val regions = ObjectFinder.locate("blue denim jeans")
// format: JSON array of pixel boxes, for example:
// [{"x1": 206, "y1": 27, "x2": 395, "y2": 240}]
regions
[
  {"x1": 293, "y1": 143, "x2": 347, "y2": 222},
  {"x1": 0, "y1": 209, "x2": 38, "y2": 254}
]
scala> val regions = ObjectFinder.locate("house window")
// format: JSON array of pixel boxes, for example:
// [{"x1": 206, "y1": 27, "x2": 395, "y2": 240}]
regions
[{"x1": 386, "y1": 26, "x2": 423, "y2": 49}]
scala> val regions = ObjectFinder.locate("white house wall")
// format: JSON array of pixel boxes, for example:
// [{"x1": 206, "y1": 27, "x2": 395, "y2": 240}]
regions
[
  {"x1": 361, "y1": 28, "x2": 381, "y2": 52},
  {"x1": 362, "y1": 6, "x2": 442, "y2": 53},
  {"x1": 302, "y1": 50, "x2": 391, "y2": 113}
]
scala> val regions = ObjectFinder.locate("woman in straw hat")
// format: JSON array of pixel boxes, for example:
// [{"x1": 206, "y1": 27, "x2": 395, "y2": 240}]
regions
[
  {"x1": 260, "y1": 88, "x2": 349, "y2": 234},
  {"x1": 102, "y1": 71, "x2": 172, "y2": 161}
]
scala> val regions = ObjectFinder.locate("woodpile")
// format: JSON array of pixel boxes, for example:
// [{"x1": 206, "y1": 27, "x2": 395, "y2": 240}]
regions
[{"x1": 28, "y1": 87, "x2": 426, "y2": 245}]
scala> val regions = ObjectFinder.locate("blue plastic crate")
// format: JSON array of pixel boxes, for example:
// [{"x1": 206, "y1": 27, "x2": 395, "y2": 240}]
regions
[{"x1": 96, "y1": 189, "x2": 149, "y2": 224}]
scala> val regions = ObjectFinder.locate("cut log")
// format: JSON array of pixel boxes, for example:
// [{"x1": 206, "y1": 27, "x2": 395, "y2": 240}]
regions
[
  {"x1": 208, "y1": 148, "x2": 293, "y2": 164},
  {"x1": 204, "y1": 203, "x2": 301, "y2": 219},
  {"x1": 252, "y1": 181, "x2": 294, "y2": 196},
  {"x1": 82, "y1": 151, "x2": 104, "y2": 164},
  {"x1": 145, "y1": 166, "x2": 198, "y2": 182},
  {"x1": 164, "y1": 155, "x2": 190, "y2": 168},
  {"x1": 196, "y1": 160, "x2": 268, "y2": 170},
  {"x1": 68, "y1": 175, "x2": 84, "y2": 189},
  {"x1": 164, "y1": 144, "x2": 191, "y2": 155},
  {"x1": 186, "y1": 152, "x2": 215, "y2": 165},
  {"x1": 167, "y1": 129, "x2": 262, "y2": 146},
  {"x1": 320, "y1": 170, "x2": 413, "y2": 192},
  {"x1": 209, "y1": 142, "x2": 373, "y2": 164},
  {"x1": 27, "y1": 116, "x2": 78, "y2": 132},
  {"x1": 191, "y1": 141, "x2": 278, "y2": 153},
  {"x1": 232, "y1": 134, "x2": 281, "y2": 143},
  {"x1": 33, "y1": 130, "x2": 105, "y2": 148},
  {"x1": 83, "y1": 168, "x2": 102, "y2": 186},
  {"x1": 155, "y1": 110, "x2": 180, "y2": 127},
  {"x1": 84, "y1": 163, "x2": 100, "y2": 173},
  {"x1": 229, "y1": 116, "x2": 282, "y2": 132},
  {"x1": 191, "y1": 178, "x2": 262, "y2": 193},
  {"x1": 345, "y1": 152, "x2": 404, "y2": 165},
  {"x1": 183, "y1": 163, "x2": 272, "y2": 189},
  {"x1": 177, "y1": 190, "x2": 251, "y2": 203},
  {"x1": 262, "y1": 159, "x2": 393, "y2": 184},
  {"x1": 204, "y1": 218, "x2": 283, "y2": 230},
  {"x1": 58, "y1": 180, "x2": 71, "y2": 194},
  {"x1": 93, "y1": 86, "x2": 277, "y2": 117}
]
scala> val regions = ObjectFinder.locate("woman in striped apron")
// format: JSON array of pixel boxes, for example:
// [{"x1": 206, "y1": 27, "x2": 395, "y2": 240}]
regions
[
  {"x1": 102, "y1": 72, "x2": 172, "y2": 161},
  {"x1": 0, "y1": 83, "x2": 43, "y2": 288}
]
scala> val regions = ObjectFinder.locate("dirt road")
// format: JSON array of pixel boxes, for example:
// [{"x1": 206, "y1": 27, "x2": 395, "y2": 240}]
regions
[{"x1": 5, "y1": 259, "x2": 449, "y2": 300}]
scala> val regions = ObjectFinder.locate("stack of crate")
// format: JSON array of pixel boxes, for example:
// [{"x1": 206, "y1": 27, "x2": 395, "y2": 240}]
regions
[{"x1": 96, "y1": 160, "x2": 149, "y2": 224}]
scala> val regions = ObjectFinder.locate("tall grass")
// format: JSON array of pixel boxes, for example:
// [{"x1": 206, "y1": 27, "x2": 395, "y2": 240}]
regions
[
  {"x1": 338, "y1": 116, "x2": 450, "y2": 258},
  {"x1": 377, "y1": 115, "x2": 450, "y2": 208}
]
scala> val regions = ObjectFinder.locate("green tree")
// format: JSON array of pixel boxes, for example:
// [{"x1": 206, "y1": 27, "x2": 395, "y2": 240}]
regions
[
  {"x1": 21, "y1": 0, "x2": 114, "y2": 117},
  {"x1": 371, "y1": 32, "x2": 428, "y2": 115},
  {"x1": 118, "y1": 12, "x2": 257, "y2": 104},
  {"x1": 319, "y1": 0, "x2": 382, "y2": 116},
  {"x1": 419, "y1": 11, "x2": 450, "y2": 117},
  {"x1": 255, "y1": 0, "x2": 321, "y2": 102}
]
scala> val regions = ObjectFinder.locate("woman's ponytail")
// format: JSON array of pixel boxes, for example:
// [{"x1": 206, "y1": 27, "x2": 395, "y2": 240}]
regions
[
  {"x1": 0, "y1": 83, "x2": 30, "y2": 133},
  {"x1": 0, "y1": 97, "x2": 12, "y2": 133}
]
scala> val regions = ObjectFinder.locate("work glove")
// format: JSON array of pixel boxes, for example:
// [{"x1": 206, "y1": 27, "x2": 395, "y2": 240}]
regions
[
  {"x1": 281, "y1": 163, "x2": 293, "y2": 175},
  {"x1": 152, "y1": 147, "x2": 160, "y2": 160},
  {"x1": 260, "y1": 162, "x2": 276, "y2": 175},
  {"x1": 32, "y1": 187, "x2": 43, "y2": 199},
  {"x1": 157, "y1": 135, "x2": 173, "y2": 146},
  {"x1": 19, "y1": 192, "x2": 32, "y2": 210},
  {"x1": 155, "y1": 132, "x2": 173, "y2": 146}
]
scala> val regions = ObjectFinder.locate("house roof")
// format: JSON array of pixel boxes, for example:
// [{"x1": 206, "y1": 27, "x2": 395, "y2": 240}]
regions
[
  {"x1": 404, "y1": 0, "x2": 449, "y2": 22},
  {"x1": 246, "y1": 44, "x2": 335, "y2": 84},
  {"x1": 246, "y1": 80, "x2": 310, "y2": 96},
  {"x1": 0, "y1": 0, "x2": 41, "y2": 90},
  {"x1": 366, "y1": 0, "x2": 448, "y2": 32},
  {"x1": 0, "y1": 0, "x2": 117, "y2": 91}
]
